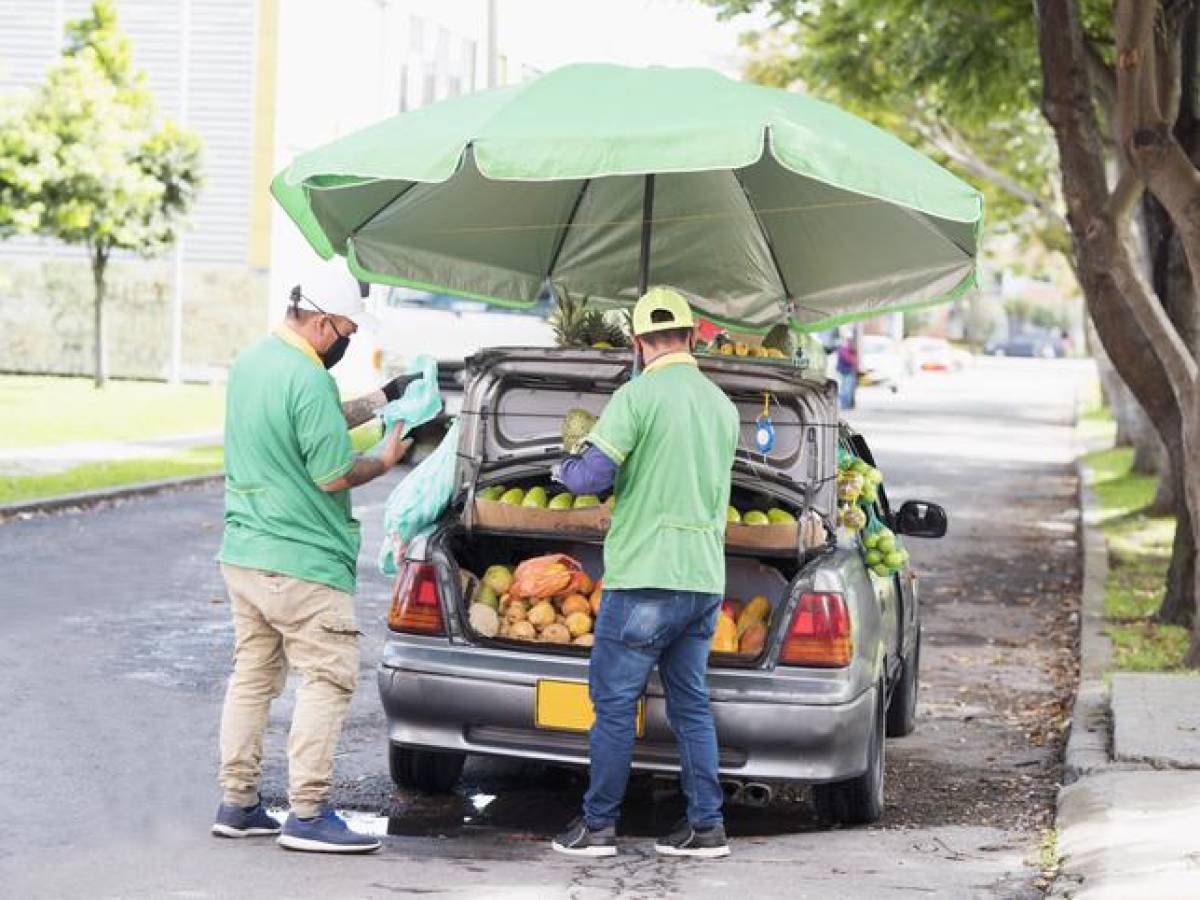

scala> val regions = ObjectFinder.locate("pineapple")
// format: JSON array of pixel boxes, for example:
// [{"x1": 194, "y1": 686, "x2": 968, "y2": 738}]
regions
[{"x1": 550, "y1": 294, "x2": 630, "y2": 348}]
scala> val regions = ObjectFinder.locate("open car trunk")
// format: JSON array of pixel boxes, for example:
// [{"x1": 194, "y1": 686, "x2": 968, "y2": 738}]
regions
[
  {"x1": 431, "y1": 526, "x2": 810, "y2": 668},
  {"x1": 433, "y1": 347, "x2": 840, "y2": 666}
]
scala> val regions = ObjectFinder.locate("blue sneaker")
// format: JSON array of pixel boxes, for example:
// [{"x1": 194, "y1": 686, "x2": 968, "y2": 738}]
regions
[
  {"x1": 212, "y1": 799, "x2": 281, "y2": 838},
  {"x1": 277, "y1": 808, "x2": 382, "y2": 854}
]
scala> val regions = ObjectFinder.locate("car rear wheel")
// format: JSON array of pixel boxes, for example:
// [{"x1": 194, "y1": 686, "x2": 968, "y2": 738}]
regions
[
  {"x1": 811, "y1": 683, "x2": 885, "y2": 826},
  {"x1": 388, "y1": 744, "x2": 466, "y2": 794},
  {"x1": 886, "y1": 627, "x2": 920, "y2": 738}
]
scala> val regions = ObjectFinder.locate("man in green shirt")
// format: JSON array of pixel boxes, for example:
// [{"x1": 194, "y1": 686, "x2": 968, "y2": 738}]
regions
[
  {"x1": 212, "y1": 285, "x2": 413, "y2": 854},
  {"x1": 551, "y1": 287, "x2": 740, "y2": 859}
]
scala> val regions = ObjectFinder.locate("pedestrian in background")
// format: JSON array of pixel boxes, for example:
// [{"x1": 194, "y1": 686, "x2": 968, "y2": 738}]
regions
[
  {"x1": 550, "y1": 287, "x2": 739, "y2": 859},
  {"x1": 836, "y1": 331, "x2": 859, "y2": 410},
  {"x1": 211, "y1": 285, "x2": 415, "y2": 854}
]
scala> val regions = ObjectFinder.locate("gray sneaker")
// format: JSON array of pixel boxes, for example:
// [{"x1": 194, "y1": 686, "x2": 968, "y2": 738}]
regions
[
  {"x1": 654, "y1": 819, "x2": 730, "y2": 858},
  {"x1": 551, "y1": 816, "x2": 618, "y2": 857}
]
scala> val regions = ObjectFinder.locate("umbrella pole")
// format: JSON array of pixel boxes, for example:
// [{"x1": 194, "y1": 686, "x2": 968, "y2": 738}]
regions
[{"x1": 637, "y1": 173, "x2": 655, "y2": 297}]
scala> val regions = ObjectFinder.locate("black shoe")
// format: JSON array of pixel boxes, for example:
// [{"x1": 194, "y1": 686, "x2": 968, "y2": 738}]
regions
[
  {"x1": 654, "y1": 819, "x2": 730, "y2": 858},
  {"x1": 551, "y1": 816, "x2": 617, "y2": 857}
]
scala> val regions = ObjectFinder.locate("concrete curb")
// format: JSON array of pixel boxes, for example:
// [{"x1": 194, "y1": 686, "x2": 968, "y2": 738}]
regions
[
  {"x1": 0, "y1": 472, "x2": 225, "y2": 522},
  {"x1": 1062, "y1": 457, "x2": 1113, "y2": 784}
]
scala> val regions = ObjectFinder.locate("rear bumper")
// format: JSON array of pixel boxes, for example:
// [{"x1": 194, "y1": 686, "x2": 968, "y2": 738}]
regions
[{"x1": 378, "y1": 664, "x2": 876, "y2": 783}]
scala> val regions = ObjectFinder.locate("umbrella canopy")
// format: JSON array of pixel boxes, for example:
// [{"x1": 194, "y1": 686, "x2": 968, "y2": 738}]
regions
[{"x1": 272, "y1": 64, "x2": 983, "y2": 332}]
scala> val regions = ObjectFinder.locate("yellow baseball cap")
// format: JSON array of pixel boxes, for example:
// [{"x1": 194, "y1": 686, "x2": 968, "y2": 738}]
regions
[{"x1": 631, "y1": 286, "x2": 695, "y2": 336}]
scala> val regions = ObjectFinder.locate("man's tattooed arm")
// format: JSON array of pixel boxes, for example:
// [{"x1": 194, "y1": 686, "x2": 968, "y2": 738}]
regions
[{"x1": 341, "y1": 389, "x2": 387, "y2": 429}]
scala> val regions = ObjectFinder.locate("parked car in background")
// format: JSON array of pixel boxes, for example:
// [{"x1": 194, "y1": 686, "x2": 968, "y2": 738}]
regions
[
  {"x1": 376, "y1": 288, "x2": 556, "y2": 373},
  {"x1": 902, "y1": 336, "x2": 969, "y2": 372},
  {"x1": 984, "y1": 331, "x2": 1064, "y2": 359},
  {"x1": 858, "y1": 335, "x2": 909, "y2": 393}
]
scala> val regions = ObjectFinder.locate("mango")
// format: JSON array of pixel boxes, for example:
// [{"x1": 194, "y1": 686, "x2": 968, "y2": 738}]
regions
[
  {"x1": 727, "y1": 506, "x2": 742, "y2": 523},
  {"x1": 561, "y1": 594, "x2": 591, "y2": 617},
  {"x1": 767, "y1": 507, "x2": 796, "y2": 524},
  {"x1": 589, "y1": 580, "x2": 604, "y2": 616},
  {"x1": 565, "y1": 611, "x2": 593, "y2": 637},
  {"x1": 478, "y1": 485, "x2": 506, "y2": 501},
  {"x1": 742, "y1": 510, "x2": 769, "y2": 526},
  {"x1": 499, "y1": 487, "x2": 526, "y2": 505},
  {"x1": 574, "y1": 494, "x2": 601, "y2": 508}
]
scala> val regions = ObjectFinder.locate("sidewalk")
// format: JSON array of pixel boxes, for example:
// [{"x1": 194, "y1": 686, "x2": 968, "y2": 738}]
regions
[
  {"x1": 1052, "y1": 460, "x2": 1200, "y2": 898},
  {"x1": 0, "y1": 431, "x2": 222, "y2": 476}
]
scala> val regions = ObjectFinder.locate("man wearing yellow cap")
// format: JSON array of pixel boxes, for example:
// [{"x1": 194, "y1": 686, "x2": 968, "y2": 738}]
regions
[{"x1": 551, "y1": 287, "x2": 739, "y2": 859}]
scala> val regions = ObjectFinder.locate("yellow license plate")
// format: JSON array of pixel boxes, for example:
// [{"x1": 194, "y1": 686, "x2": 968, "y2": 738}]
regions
[{"x1": 535, "y1": 680, "x2": 645, "y2": 737}]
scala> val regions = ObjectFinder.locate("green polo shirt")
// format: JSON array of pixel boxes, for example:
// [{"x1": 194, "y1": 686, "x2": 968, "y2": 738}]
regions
[
  {"x1": 588, "y1": 352, "x2": 739, "y2": 594},
  {"x1": 217, "y1": 325, "x2": 360, "y2": 594}
]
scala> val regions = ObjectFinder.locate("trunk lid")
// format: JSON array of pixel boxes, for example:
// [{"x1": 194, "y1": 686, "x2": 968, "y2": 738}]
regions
[{"x1": 453, "y1": 347, "x2": 838, "y2": 520}]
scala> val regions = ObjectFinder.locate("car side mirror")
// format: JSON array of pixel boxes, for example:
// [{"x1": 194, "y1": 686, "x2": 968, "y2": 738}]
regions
[{"x1": 893, "y1": 500, "x2": 947, "y2": 538}]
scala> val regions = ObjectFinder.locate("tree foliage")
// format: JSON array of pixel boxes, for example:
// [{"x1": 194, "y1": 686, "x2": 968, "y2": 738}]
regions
[
  {"x1": 704, "y1": 0, "x2": 1112, "y2": 256},
  {"x1": 0, "y1": 0, "x2": 202, "y2": 385}
]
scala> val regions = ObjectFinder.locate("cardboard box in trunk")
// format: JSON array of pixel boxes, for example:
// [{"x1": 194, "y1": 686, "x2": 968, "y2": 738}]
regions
[
  {"x1": 472, "y1": 498, "x2": 612, "y2": 534},
  {"x1": 724, "y1": 521, "x2": 799, "y2": 552}
]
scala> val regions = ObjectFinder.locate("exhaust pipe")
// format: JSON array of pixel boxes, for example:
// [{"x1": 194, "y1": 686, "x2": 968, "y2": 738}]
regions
[
  {"x1": 742, "y1": 782, "x2": 774, "y2": 807},
  {"x1": 720, "y1": 779, "x2": 744, "y2": 804}
]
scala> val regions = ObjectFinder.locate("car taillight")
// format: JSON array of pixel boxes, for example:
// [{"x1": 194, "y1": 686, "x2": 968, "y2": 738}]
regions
[
  {"x1": 388, "y1": 562, "x2": 446, "y2": 635},
  {"x1": 779, "y1": 592, "x2": 852, "y2": 667}
]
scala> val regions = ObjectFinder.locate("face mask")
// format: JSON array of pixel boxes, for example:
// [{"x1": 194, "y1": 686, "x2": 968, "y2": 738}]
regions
[{"x1": 321, "y1": 319, "x2": 352, "y2": 369}]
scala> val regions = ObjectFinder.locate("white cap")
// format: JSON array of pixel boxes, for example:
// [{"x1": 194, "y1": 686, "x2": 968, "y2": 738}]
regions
[{"x1": 289, "y1": 278, "x2": 379, "y2": 332}]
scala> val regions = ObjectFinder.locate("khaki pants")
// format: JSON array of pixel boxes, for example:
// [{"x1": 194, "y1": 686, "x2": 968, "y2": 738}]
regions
[{"x1": 218, "y1": 563, "x2": 359, "y2": 818}]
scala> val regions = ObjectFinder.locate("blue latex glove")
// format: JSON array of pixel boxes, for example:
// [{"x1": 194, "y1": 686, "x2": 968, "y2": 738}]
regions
[{"x1": 380, "y1": 355, "x2": 442, "y2": 438}]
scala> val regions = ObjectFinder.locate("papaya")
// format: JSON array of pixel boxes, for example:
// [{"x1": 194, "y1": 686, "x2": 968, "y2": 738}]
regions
[
  {"x1": 739, "y1": 621, "x2": 767, "y2": 655},
  {"x1": 510, "y1": 554, "x2": 582, "y2": 599},
  {"x1": 736, "y1": 595, "x2": 771, "y2": 638},
  {"x1": 709, "y1": 613, "x2": 739, "y2": 654}
]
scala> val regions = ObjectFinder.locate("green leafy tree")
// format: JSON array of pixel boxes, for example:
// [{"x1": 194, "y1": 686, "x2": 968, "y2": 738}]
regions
[
  {"x1": 0, "y1": 0, "x2": 202, "y2": 386},
  {"x1": 705, "y1": 0, "x2": 1200, "y2": 651}
]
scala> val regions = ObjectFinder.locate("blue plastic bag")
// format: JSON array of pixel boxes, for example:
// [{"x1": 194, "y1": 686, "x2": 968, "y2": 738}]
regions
[
  {"x1": 378, "y1": 419, "x2": 461, "y2": 576},
  {"x1": 381, "y1": 355, "x2": 442, "y2": 438}
]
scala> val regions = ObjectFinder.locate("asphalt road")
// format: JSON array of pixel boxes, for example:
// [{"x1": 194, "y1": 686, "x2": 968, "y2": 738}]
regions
[{"x1": 1, "y1": 356, "x2": 1091, "y2": 899}]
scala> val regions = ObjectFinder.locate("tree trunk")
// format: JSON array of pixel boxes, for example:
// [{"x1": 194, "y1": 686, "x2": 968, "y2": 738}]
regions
[
  {"x1": 91, "y1": 246, "x2": 109, "y2": 389},
  {"x1": 1036, "y1": 0, "x2": 1195, "y2": 651},
  {"x1": 1159, "y1": 479, "x2": 1195, "y2": 628},
  {"x1": 1111, "y1": 0, "x2": 1200, "y2": 665}
]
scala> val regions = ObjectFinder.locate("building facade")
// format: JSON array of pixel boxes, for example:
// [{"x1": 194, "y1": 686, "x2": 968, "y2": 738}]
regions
[{"x1": 0, "y1": 0, "x2": 531, "y2": 380}]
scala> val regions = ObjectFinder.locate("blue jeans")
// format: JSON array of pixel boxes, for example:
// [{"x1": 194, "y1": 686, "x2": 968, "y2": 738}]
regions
[
  {"x1": 583, "y1": 589, "x2": 724, "y2": 829},
  {"x1": 838, "y1": 369, "x2": 857, "y2": 409}
]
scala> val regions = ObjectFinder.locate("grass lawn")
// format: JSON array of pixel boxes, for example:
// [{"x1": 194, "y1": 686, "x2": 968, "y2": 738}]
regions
[
  {"x1": 1082, "y1": 444, "x2": 1191, "y2": 671},
  {"x1": 0, "y1": 375, "x2": 226, "y2": 450},
  {"x1": 0, "y1": 446, "x2": 224, "y2": 505}
]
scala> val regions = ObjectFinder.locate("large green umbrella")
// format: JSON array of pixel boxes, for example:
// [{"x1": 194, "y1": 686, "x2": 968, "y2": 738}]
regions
[{"x1": 272, "y1": 64, "x2": 982, "y2": 332}]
